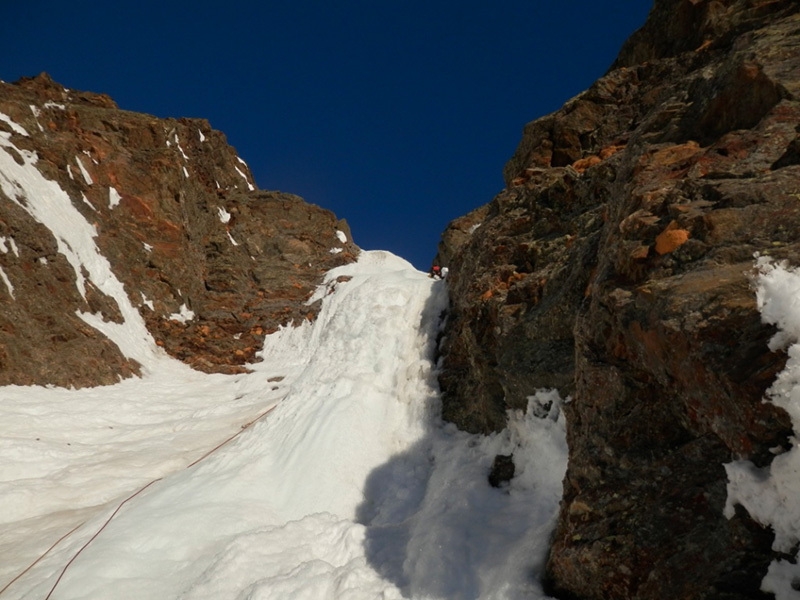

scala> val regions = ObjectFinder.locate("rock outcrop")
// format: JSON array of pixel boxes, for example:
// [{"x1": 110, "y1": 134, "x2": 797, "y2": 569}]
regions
[
  {"x1": 436, "y1": 0, "x2": 800, "y2": 597},
  {"x1": 0, "y1": 73, "x2": 357, "y2": 387}
]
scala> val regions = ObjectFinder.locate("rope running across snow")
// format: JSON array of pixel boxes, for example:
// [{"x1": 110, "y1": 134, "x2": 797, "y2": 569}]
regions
[
  {"x1": 0, "y1": 523, "x2": 82, "y2": 596},
  {"x1": 43, "y1": 478, "x2": 164, "y2": 600},
  {"x1": 0, "y1": 400, "x2": 281, "y2": 599}
]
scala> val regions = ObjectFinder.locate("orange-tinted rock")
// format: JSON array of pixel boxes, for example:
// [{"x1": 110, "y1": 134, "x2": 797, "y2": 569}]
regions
[
  {"x1": 654, "y1": 221, "x2": 691, "y2": 254},
  {"x1": 572, "y1": 154, "x2": 602, "y2": 173},
  {"x1": 0, "y1": 73, "x2": 358, "y2": 387},
  {"x1": 437, "y1": 1, "x2": 800, "y2": 598}
]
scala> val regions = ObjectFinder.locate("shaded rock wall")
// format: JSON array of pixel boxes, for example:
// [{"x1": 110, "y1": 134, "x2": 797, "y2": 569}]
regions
[
  {"x1": 0, "y1": 74, "x2": 357, "y2": 387},
  {"x1": 437, "y1": 1, "x2": 800, "y2": 597}
]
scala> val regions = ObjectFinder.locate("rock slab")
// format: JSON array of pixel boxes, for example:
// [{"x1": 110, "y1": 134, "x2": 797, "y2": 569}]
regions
[
  {"x1": 0, "y1": 73, "x2": 357, "y2": 387},
  {"x1": 437, "y1": 1, "x2": 800, "y2": 597}
]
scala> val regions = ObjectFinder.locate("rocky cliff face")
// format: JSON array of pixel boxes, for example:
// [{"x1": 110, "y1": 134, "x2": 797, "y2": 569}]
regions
[
  {"x1": 437, "y1": 0, "x2": 800, "y2": 597},
  {"x1": 0, "y1": 73, "x2": 357, "y2": 387}
]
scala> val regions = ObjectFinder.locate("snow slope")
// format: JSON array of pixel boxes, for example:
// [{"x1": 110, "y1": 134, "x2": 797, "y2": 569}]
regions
[
  {"x1": 0, "y1": 251, "x2": 568, "y2": 600},
  {"x1": 0, "y1": 105, "x2": 566, "y2": 599}
]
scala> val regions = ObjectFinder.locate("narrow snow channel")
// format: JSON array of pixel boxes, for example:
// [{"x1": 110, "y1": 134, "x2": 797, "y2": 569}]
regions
[{"x1": 0, "y1": 251, "x2": 567, "y2": 600}]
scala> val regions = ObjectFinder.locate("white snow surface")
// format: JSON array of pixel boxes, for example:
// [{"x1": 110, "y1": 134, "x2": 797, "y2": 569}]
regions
[
  {"x1": 108, "y1": 186, "x2": 122, "y2": 209},
  {"x1": 218, "y1": 206, "x2": 232, "y2": 224},
  {"x1": 29, "y1": 106, "x2": 45, "y2": 133},
  {"x1": 0, "y1": 250, "x2": 567, "y2": 600},
  {"x1": 168, "y1": 303, "x2": 196, "y2": 323},
  {"x1": 0, "y1": 236, "x2": 19, "y2": 256},
  {"x1": 74, "y1": 156, "x2": 93, "y2": 185},
  {"x1": 0, "y1": 114, "x2": 160, "y2": 369},
  {"x1": 0, "y1": 112, "x2": 28, "y2": 136},
  {"x1": 0, "y1": 266, "x2": 13, "y2": 298},
  {"x1": 176, "y1": 137, "x2": 190, "y2": 160},
  {"x1": 234, "y1": 165, "x2": 255, "y2": 191},
  {"x1": 140, "y1": 292, "x2": 154, "y2": 310},
  {"x1": 725, "y1": 257, "x2": 800, "y2": 599}
]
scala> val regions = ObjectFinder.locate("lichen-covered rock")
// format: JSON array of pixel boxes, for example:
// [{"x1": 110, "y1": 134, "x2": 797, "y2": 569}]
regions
[
  {"x1": 0, "y1": 73, "x2": 358, "y2": 387},
  {"x1": 437, "y1": 1, "x2": 800, "y2": 597}
]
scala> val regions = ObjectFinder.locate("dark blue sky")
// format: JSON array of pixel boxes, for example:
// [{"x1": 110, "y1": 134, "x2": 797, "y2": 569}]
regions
[{"x1": 2, "y1": 2, "x2": 652, "y2": 269}]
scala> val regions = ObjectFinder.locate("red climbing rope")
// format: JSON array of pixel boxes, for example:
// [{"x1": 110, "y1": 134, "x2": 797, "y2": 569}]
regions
[
  {"x1": 0, "y1": 523, "x2": 82, "y2": 596},
  {"x1": 1, "y1": 400, "x2": 281, "y2": 598},
  {"x1": 44, "y1": 478, "x2": 163, "y2": 600}
]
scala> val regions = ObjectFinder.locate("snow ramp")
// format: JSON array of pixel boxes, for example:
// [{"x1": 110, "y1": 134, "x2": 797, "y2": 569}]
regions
[{"x1": 1, "y1": 250, "x2": 566, "y2": 600}]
